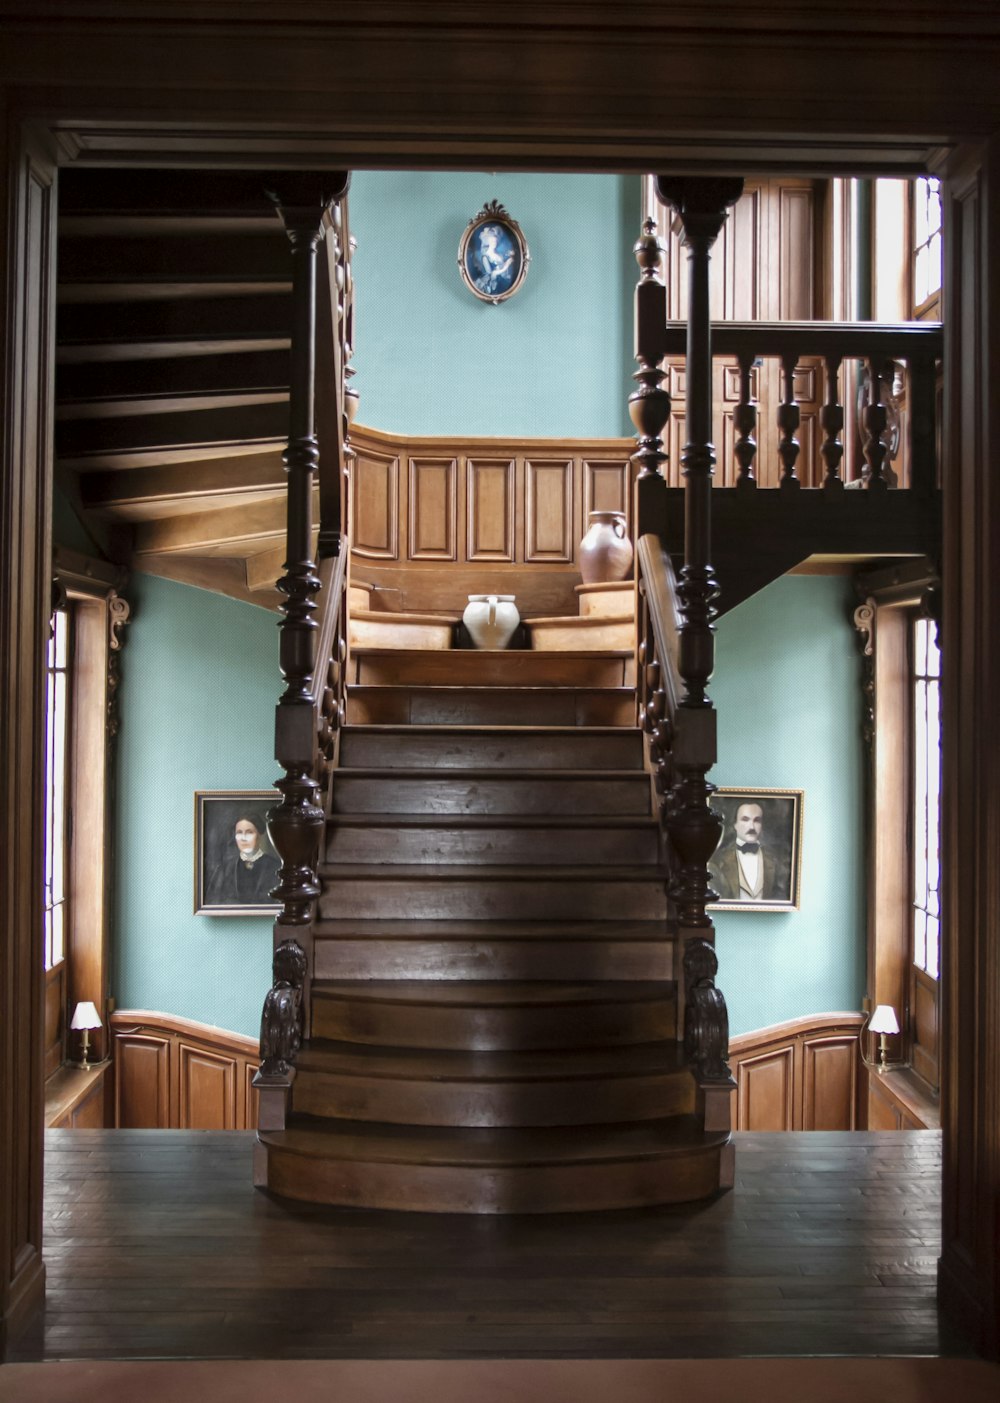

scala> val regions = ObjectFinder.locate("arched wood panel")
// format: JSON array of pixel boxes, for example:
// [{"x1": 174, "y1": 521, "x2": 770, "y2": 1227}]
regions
[{"x1": 115, "y1": 1032, "x2": 171, "y2": 1129}]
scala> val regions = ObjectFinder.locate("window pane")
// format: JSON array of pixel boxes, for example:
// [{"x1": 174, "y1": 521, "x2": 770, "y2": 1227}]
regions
[{"x1": 926, "y1": 915, "x2": 940, "y2": 980}]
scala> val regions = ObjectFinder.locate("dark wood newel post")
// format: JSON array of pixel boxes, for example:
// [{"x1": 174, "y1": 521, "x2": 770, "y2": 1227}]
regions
[
  {"x1": 264, "y1": 173, "x2": 348, "y2": 930},
  {"x1": 653, "y1": 177, "x2": 741, "y2": 1111}
]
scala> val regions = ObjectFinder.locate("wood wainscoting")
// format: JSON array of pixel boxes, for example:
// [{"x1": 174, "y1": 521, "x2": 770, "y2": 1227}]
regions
[
  {"x1": 110, "y1": 1012, "x2": 259, "y2": 1131},
  {"x1": 729, "y1": 1014, "x2": 865, "y2": 1131},
  {"x1": 110, "y1": 1010, "x2": 870, "y2": 1136},
  {"x1": 349, "y1": 424, "x2": 634, "y2": 619}
]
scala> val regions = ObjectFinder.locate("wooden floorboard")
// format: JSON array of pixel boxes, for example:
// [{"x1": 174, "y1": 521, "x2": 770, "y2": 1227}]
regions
[{"x1": 10, "y1": 1129, "x2": 973, "y2": 1362}]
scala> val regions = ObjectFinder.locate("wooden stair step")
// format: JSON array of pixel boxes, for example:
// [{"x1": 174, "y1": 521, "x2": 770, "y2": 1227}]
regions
[
  {"x1": 331, "y1": 769, "x2": 652, "y2": 816},
  {"x1": 257, "y1": 1114, "x2": 729, "y2": 1212},
  {"x1": 56, "y1": 348, "x2": 290, "y2": 404},
  {"x1": 352, "y1": 648, "x2": 634, "y2": 688},
  {"x1": 325, "y1": 813, "x2": 659, "y2": 866},
  {"x1": 291, "y1": 1039, "x2": 695, "y2": 1126},
  {"x1": 57, "y1": 292, "x2": 293, "y2": 357},
  {"x1": 55, "y1": 399, "x2": 288, "y2": 461},
  {"x1": 317, "y1": 864, "x2": 666, "y2": 921},
  {"x1": 526, "y1": 614, "x2": 636, "y2": 652},
  {"x1": 344, "y1": 685, "x2": 636, "y2": 727},
  {"x1": 312, "y1": 918, "x2": 672, "y2": 980},
  {"x1": 348, "y1": 611, "x2": 456, "y2": 651},
  {"x1": 310, "y1": 979, "x2": 676, "y2": 1050},
  {"x1": 337, "y1": 725, "x2": 644, "y2": 771},
  {"x1": 57, "y1": 231, "x2": 291, "y2": 284}
]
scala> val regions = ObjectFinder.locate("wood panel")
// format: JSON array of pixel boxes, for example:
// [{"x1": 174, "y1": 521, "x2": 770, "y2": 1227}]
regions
[
  {"x1": 802, "y1": 1033, "x2": 859, "y2": 1131},
  {"x1": 115, "y1": 1032, "x2": 171, "y2": 1129},
  {"x1": 525, "y1": 458, "x2": 573, "y2": 563},
  {"x1": 583, "y1": 459, "x2": 631, "y2": 538},
  {"x1": 111, "y1": 1012, "x2": 259, "y2": 1131},
  {"x1": 737, "y1": 1047, "x2": 794, "y2": 1131},
  {"x1": 43, "y1": 965, "x2": 65, "y2": 1081},
  {"x1": 408, "y1": 457, "x2": 457, "y2": 561},
  {"x1": 466, "y1": 458, "x2": 515, "y2": 562},
  {"x1": 179, "y1": 1042, "x2": 237, "y2": 1130},
  {"x1": 352, "y1": 447, "x2": 399, "y2": 559},
  {"x1": 729, "y1": 1014, "x2": 865, "y2": 1131}
]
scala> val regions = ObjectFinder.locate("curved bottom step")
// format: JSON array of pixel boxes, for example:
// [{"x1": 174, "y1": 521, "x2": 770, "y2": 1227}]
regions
[{"x1": 256, "y1": 1116, "x2": 732, "y2": 1213}]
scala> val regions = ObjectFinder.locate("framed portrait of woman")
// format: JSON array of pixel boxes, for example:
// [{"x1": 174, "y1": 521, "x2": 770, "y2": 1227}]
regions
[
  {"x1": 194, "y1": 790, "x2": 281, "y2": 916},
  {"x1": 458, "y1": 199, "x2": 530, "y2": 305}
]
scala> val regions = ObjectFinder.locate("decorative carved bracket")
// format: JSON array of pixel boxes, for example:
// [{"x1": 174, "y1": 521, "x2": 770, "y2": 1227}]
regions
[
  {"x1": 683, "y1": 937, "x2": 733, "y2": 1084},
  {"x1": 258, "y1": 939, "x2": 308, "y2": 1078}
]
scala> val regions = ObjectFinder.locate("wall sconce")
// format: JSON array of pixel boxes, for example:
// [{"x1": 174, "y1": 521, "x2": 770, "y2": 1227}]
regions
[
  {"x1": 862, "y1": 1003, "x2": 900, "y2": 1073},
  {"x1": 70, "y1": 1000, "x2": 103, "y2": 1067}
]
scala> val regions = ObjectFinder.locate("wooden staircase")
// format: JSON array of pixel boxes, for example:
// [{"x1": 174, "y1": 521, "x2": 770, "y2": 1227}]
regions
[{"x1": 256, "y1": 646, "x2": 732, "y2": 1212}]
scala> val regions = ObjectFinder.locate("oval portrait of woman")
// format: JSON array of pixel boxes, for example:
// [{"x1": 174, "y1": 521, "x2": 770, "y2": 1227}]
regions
[{"x1": 458, "y1": 201, "x2": 530, "y2": 305}]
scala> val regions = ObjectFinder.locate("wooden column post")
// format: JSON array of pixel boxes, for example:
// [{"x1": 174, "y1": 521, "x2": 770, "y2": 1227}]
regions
[
  {"x1": 938, "y1": 137, "x2": 1000, "y2": 1361},
  {"x1": 0, "y1": 118, "x2": 56, "y2": 1357},
  {"x1": 653, "y1": 179, "x2": 741, "y2": 1128},
  {"x1": 653, "y1": 177, "x2": 741, "y2": 925},
  {"x1": 264, "y1": 175, "x2": 347, "y2": 933}
]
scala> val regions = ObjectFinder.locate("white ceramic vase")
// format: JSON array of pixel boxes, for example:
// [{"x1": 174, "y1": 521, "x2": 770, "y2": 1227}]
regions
[
  {"x1": 579, "y1": 510, "x2": 634, "y2": 585},
  {"x1": 463, "y1": 594, "x2": 519, "y2": 650}
]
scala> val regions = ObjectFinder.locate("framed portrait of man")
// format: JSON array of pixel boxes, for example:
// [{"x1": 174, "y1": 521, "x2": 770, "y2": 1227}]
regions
[
  {"x1": 194, "y1": 790, "x2": 281, "y2": 916},
  {"x1": 707, "y1": 788, "x2": 803, "y2": 912}
]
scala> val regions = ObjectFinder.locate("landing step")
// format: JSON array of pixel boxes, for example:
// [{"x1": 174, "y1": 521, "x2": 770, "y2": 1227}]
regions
[
  {"x1": 257, "y1": 1114, "x2": 729, "y2": 1212},
  {"x1": 310, "y1": 979, "x2": 677, "y2": 1050},
  {"x1": 352, "y1": 649, "x2": 634, "y2": 688},
  {"x1": 291, "y1": 1039, "x2": 694, "y2": 1127},
  {"x1": 345, "y1": 685, "x2": 636, "y2": 727}
]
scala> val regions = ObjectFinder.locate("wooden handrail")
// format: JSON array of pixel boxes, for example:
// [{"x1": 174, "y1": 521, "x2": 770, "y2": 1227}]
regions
[
  {"x1": 659, "y1": 320, "x2": 942, "y2": 359},
  {"x1": 307, "y1": 550, "x2": 347, "y2": 714},
  {"x1": 637, "y1": 532, "x2": 682, "y2": 723}
]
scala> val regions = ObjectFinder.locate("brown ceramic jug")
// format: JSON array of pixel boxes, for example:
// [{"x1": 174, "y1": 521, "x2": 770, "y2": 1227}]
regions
[{"x1": 579, "y1": 510, "x2": 633, "y2": 585}]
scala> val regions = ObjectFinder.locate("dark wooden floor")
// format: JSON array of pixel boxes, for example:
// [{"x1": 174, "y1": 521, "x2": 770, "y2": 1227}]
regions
[{"x1": 13, "y1": 1128, "x2": 970, "y2": 1361}]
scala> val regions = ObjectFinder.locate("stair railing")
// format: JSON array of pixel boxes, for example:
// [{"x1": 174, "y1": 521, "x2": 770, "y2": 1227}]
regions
[
  {"x1": 253, "y1": 172, "x2": 351, "y2": 1133},
  {"x1": 655, "y1": 320, "x2": 942, "y2": 495}
]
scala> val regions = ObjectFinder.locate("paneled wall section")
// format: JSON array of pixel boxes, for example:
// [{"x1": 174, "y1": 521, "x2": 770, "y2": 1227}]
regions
[
  {"x1": 728, "y1": 1014, "x2": 864, "y2": 1131},
  {"x1": 350, "y1": 425, "x2": 634, "y2": 616},
  {"x1": 111, "y1": 1011, "x2": 259, "y2": 1131}
]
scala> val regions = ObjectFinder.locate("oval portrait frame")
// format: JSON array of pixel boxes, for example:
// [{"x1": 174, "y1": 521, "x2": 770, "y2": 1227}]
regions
[{"x1": 458, "y1": 200, "x2": 530, "y2": 306}]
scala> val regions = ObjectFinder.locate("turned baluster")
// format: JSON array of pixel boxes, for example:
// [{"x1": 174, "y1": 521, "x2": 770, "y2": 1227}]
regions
[
  {"x1": 861, "y1": 357, "x2": 890, "y2": 490},
  {"x1": 734, "y1": 351, "x2": 757, "y2": 489},
  {"x1": 820, "y1": 353, "x2": 845, "y2": 491},
  {"x1": 777, "y1": 351, "x2": 802, "y2": 490},
  {"x1": 629, "y1": 218, "x2": 671, "y2": 538},
  {"x1": 264, "y1": 176, "x2": 344, "y2": 927}
]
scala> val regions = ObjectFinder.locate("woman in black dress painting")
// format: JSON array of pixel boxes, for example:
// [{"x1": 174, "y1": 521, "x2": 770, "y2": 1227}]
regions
[{"x1": 206, "y1": 809, "x2": 280, "y2": 908}]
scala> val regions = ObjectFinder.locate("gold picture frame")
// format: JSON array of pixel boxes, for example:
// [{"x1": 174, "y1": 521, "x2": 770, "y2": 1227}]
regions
[{"x1": 707, "y1": 787, "x2": 804, "y2": 913}]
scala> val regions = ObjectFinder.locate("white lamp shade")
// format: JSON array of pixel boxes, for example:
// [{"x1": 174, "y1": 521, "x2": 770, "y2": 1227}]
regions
[
  {"x1": 70, "y1": 1000, "x2": 102, "y2": 1031},
  {"x1": 869, "y1": 1004, "x2": 900, "y2": 1035}
]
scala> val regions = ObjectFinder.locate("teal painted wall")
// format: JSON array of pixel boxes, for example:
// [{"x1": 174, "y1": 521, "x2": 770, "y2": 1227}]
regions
[
  {"x1": 349, "y1": 171, "x2": 638, "y2": 438},
  {"x1": 711, "y1": 575, "x2": 866, "y2": 1036},
  {"x1": 114, "y1": 575, "x2": 277, "y2": 1038}
]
